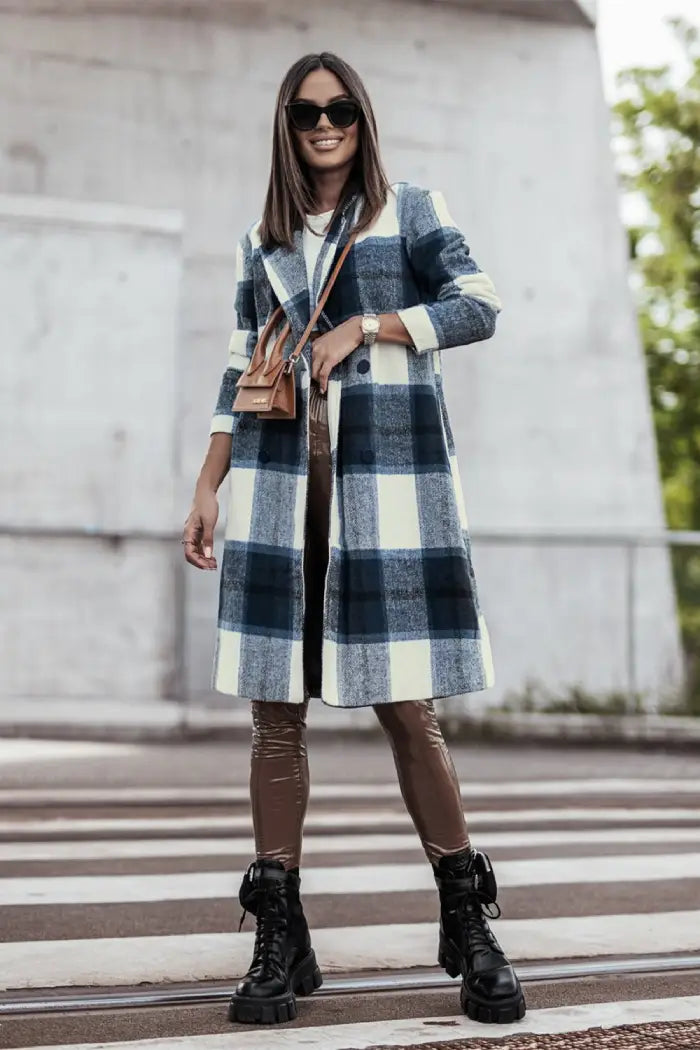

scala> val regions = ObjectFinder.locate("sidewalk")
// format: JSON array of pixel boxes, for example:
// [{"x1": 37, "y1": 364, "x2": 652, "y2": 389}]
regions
[{"x1": 0, "y1": 698, "x2": 698, "y2": 749}]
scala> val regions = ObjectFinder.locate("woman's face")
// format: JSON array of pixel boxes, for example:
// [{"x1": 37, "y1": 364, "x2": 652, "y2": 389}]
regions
[{"x1": 290, "y1": 68, "x2": 359, "y2": 177}]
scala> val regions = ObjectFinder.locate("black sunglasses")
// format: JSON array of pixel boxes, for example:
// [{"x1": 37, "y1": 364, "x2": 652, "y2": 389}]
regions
[{"x1": 286, "y1": 98, "x2": 360, "y2": 132}]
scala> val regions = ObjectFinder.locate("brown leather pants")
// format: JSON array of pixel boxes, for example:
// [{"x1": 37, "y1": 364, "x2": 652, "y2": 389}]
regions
[{"x1": 250, "y1": 378, "x2": 471, "y2": 869}]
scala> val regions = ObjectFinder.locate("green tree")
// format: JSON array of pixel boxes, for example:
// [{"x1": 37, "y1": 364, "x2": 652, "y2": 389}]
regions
[{"x1": 610, "y1": 16, "x2": 700, "y2": 711}]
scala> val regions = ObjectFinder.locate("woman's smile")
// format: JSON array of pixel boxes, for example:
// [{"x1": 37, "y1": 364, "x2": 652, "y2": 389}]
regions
[{"x1": 309, "y1": 136, "x2": 343, "y2": 151}]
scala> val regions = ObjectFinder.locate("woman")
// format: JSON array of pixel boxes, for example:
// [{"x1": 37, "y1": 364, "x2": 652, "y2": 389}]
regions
[{"x1": 183, "y1": 52, "x2": 525, "y2": 1028}]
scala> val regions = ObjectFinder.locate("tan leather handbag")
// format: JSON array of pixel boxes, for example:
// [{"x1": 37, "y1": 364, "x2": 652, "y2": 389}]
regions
[{"x1": 232, "y1": 232, "x2": 357, "y2": 420}]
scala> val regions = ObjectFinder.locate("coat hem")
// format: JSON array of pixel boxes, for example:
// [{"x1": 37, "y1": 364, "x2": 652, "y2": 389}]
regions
[{"x1": 211, "y1": 682, "x2": 495, "y2": 707}]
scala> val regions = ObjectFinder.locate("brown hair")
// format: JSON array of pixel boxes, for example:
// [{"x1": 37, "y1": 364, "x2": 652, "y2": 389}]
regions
[{"x1": 259, "y1": 52, "x2": 391, "y2": 251}]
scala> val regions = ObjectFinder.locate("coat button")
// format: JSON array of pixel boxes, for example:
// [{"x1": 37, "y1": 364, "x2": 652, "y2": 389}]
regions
[
  {"x1": 361, "y1": 448, "x2": 374, "y2": 464},
  {"x1": 357, "y1": 359, "x2": 370, "y2": 374},
  {"x1": 259, "y1": 449, "x2": 270, "y2": 463}
]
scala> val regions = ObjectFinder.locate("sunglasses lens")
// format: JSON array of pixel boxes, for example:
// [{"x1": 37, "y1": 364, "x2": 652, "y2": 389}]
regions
[
  {"x1": 288, "y1": 99, "x2": 360, "y2": 131},
  {"x1": 327, "y1": 100, "x2": 360, "y2": 127},
  {"x1": 288, "y1": 102, "x2": 321, "y2": 131}
]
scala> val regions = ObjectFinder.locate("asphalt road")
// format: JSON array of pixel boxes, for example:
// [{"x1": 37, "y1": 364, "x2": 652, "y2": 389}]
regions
[{"x1": 0, "y1": 735, "x2": 699, "y2": 1049}]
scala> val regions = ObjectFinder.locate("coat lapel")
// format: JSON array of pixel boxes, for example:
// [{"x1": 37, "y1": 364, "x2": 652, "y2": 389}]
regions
[
  {"x1": 316, "y1": 192, "x2": 362, "y2": 329},
  {"x1": 259, "y1": 226, "x2": 310, "y2": 342},
  {"x1": 258, "y1": 191, "x2": 363, "y2": 359}
]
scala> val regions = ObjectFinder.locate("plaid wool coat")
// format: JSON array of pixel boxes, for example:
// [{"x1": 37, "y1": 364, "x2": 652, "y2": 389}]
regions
[{"x1": 209, "y1": 181, "x2": 501, "y2": 707}]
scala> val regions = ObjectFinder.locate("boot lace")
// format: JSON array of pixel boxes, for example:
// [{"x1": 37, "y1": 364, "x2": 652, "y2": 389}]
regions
[
  {"x1": 441, "y1": 875, "x2": 503, "y2": 956},
  {"x1": 459, "y1": 888, "x2": 503, "y2": 954},
  {"x1": 238, "y1": 882, "x2": 287, "y2": 969}
]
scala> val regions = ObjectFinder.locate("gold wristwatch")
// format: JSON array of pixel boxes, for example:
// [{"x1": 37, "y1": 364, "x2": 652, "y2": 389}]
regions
[{"x1": 361, "y1": 313, "x2": 380, "y2": 347}]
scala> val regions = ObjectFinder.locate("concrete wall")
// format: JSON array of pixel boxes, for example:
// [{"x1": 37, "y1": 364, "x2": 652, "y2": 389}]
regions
[
  {"x1": 0, "y1": 0, "x2": 683, "y2": 715},
  {"x1": 0, "y1": 194, "x2": 184, "y2": 702}
]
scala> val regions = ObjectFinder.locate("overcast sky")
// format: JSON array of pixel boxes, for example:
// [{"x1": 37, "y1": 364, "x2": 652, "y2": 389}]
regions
[{"x1": 596, "y1": 0, "x2": 697, "y2": 100}]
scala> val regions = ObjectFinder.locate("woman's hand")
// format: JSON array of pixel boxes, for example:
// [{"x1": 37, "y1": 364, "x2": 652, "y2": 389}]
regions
[
  {"x1": 310, "y1": 317, "x2": 363, "y2": 394},
  {"x1": 183, "y1": 487, "x2": 219, "y2": 570}
]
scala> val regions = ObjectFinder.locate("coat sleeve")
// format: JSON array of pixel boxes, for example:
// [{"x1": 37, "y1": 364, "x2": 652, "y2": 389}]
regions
[
  {"x1": 209, "y1": 232, "x2": 258, "y2": 435},
  {"x1": 397, "y1": 185, "x2": 502, "y2": 355}
]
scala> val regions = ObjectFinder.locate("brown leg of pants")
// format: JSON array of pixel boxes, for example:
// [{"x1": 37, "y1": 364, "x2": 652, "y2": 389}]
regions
[
  {"x1": 373, "y1": 698, "x2": 471, "y2": 863},
  {"x1": 249, "y1": 380, "x2": 470, "y2": 869},
  {"x1": 250, "y1": 697, "x2": 310, "y2": 871}
]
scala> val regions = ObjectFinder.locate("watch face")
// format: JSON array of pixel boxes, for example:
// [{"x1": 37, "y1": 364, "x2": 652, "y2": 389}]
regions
[{"x1": 363, "y1": 316, "x2": 380, "y2": 334}]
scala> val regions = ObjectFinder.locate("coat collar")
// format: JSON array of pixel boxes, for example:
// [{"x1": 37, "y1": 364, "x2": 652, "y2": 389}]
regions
[{"x1": 259, "y1": 191, "x2": 362, "y2": 350}]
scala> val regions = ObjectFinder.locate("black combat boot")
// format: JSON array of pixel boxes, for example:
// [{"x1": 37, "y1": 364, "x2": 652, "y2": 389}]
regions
[
  {"x1": 433, "y1": 847, "x2": 526, "y2": 1024},
  {"x1": 228, "y1": 858, "x2": 323, "y2": 1025}
]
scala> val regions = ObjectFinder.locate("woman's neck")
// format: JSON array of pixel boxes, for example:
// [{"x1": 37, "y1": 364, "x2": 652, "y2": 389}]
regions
[{"x1": 308, "y1": 166, "x2": 353, "y2": 215}]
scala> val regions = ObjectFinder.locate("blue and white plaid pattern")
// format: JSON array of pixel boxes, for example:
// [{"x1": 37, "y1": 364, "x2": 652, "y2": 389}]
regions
[{"x1": 210, "y1": 182, "x2": 501, "y2": 707}]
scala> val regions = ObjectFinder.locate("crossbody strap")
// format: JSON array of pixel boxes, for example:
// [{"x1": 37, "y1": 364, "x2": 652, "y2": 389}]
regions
[{"x1": 288, "y1": 231, "x2": 358, "y2": 364}]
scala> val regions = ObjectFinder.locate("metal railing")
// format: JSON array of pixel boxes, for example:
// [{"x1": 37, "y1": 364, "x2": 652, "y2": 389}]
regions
[
  {"x1": 470, "y1": 527, "x2": 699, "y2": 701},
  {"x1": 3, "y1": 523, "x2": 698, "y2": 707}
]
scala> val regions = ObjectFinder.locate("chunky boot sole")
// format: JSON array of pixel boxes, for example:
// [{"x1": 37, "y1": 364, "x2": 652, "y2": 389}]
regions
[
  {"x1": 228, "y1": 949, "x2": 323, "y2": 1025},
  {"x1": 460, "y1": 983, "x2": 527, "y2": 1024},
  {"x1": 228, "y1": 990, "x2": 296, "y2": 1026},
  {"x1": 438, "y1": 936, "x2": 526, "y2": 1025}
]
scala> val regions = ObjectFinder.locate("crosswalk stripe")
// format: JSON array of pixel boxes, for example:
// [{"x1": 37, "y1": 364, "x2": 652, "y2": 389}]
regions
[
  {"x1": 2, "y1": 778, "x2": 698, "y2": 805},
  {"x1": 0, "y1": 740, "x2": 138, "y2": 765},
  {"x1": 3, "y1": 911, "x2": 700, "y2": 990},
  {"x1": 1, "y1": 853, "x2": 698, "y2": 907},
  {"x1": 2, "y1": 807, "x2": 699, "y2": 837},
  {"x1": 1, "y1": 825, "x2": 698, "y2": 862},
  {"x1": 37, "y1": 995, "x2": 700, "y2": 1049}
]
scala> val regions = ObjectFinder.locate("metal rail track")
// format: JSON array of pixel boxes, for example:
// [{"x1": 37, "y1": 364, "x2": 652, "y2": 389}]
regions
[{"x1": 1, "y1": 955, "x2": 699, "y2": 1016}]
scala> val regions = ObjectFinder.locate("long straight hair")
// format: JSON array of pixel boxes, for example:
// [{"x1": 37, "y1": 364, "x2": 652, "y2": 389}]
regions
[{"x1": 259, "y1": 52, "x2": 391, "y2": 251}]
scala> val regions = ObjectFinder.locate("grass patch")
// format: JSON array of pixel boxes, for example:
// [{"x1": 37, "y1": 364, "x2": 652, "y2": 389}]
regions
[{"x1": 497, "y1": 677, "x2": 697, "y2": 716}]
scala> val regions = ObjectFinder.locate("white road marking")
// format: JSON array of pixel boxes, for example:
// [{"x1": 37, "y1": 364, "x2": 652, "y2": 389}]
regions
[
  {"x1": 1, "y1": 778, "x2": 698, "y2": 804},
  {"x1": 0, "y1": 740, "x2": 138, "y2": 766},
  {"x1": 1, "y1": 808, "x2": 699, "y2": 837},
  {"x1": 1, "y1": 852, "x2": 698, "y2": 906},
  {"x1": 34, "y1": 995, "x2": 700, "y2": 1049},
  {"x1": 2, "y1": 912, "x2": 700, "y2": 989},
  {"x1": 1, "y1": 825, "x2": 698, "y2": 862}
]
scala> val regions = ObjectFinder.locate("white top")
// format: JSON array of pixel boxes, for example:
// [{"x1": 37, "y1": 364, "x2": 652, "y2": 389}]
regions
[{"x1": 303, "y1": 209, "x2": 333, "y2": 308}]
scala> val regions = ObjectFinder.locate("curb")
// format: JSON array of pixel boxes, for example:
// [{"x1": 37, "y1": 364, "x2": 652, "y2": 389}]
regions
[
  {"x1": 441, "y1": 711, "x2": 700, "y2": 751},
  {"x1": 0, "y1": 701, "x2": 698, "y2": 750}
]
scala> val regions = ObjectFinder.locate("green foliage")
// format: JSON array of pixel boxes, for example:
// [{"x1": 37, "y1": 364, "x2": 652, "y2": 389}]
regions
[
  {"x1": 500, "y1": 678, "x2": 646, "y2": 716},
  {"x1": 610, "y1": 17, "x2": 700, "y2": 713}
]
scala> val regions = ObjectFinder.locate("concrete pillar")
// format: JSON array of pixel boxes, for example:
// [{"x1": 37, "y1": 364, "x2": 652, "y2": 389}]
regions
[{"x1": 0, "y1": 193, "x2": 184, "y2": 704}]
